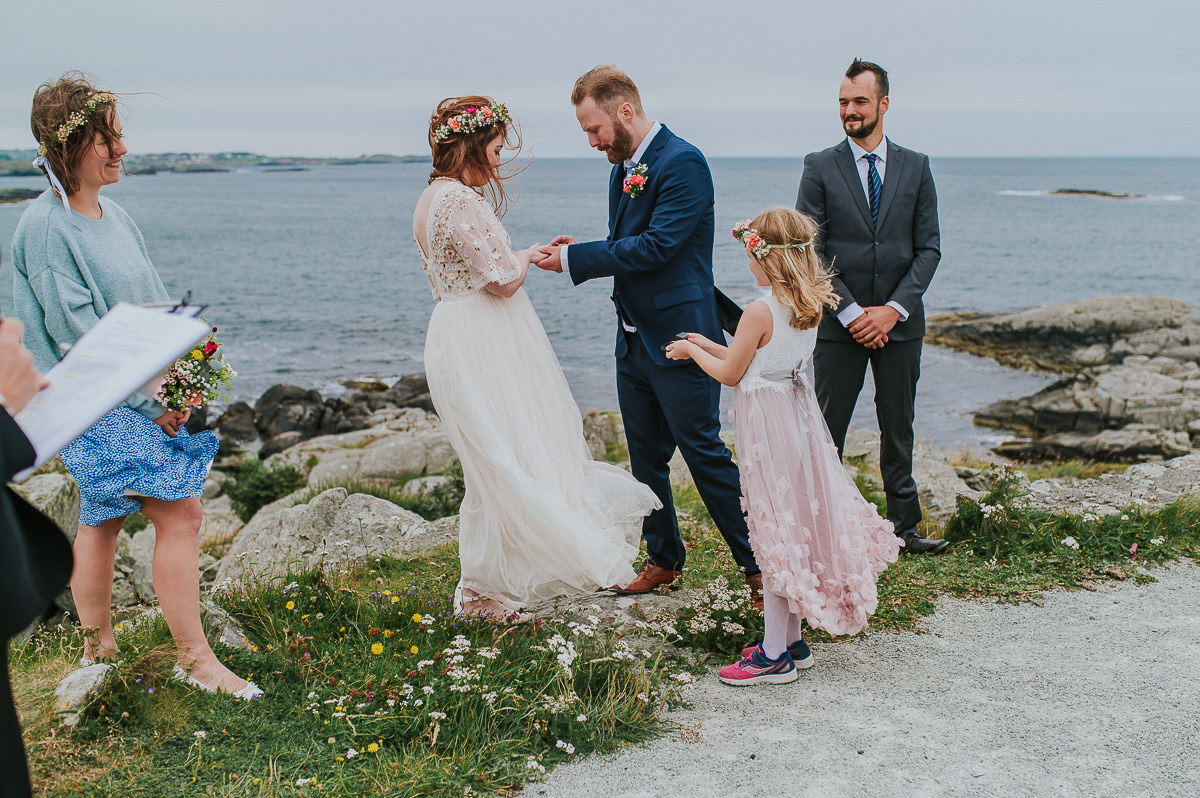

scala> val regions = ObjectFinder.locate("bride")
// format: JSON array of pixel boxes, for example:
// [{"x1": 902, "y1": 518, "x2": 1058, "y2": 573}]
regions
[{"x1": 412, "y1": 96, "x2": 660, "y2": 621}]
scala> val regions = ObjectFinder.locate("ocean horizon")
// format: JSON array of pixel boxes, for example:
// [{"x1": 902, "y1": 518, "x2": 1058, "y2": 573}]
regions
[{"x1": 3, "y1": 156, "x2": 1197, "y2": 451}]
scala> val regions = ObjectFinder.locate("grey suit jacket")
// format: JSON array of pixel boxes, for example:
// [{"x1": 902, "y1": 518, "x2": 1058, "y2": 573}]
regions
[{"x1": 796, "y1": 138, "x2": 940, "y2": 342}]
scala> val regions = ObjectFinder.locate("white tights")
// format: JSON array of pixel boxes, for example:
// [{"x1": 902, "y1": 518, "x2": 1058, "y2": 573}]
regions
[{"x1": 762, "y1": 587, "x2": 803, "y2": 659}]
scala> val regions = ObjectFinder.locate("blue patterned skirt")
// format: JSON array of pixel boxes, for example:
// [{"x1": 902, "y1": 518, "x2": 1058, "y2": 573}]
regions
[{"x1": 61, "y1": 407, "x2": 220, "y2": 525}]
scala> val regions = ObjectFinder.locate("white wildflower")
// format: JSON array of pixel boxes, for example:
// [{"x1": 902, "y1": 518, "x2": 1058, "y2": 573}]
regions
[{"x1": 1061, "y1": 536, "x2": 1080, "y2": 550}]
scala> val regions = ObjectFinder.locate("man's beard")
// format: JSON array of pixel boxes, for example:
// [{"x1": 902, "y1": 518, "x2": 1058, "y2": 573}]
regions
[
  {"x1": 606, "y1": 118, "x2": 636, "y2": 164},
  {"x1": 842, "y1": 112, "x2": 879, "y2": 140}
]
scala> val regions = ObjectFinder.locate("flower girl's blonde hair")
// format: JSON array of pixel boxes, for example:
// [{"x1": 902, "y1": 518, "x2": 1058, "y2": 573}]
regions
[{"x1": 743, "y1": 208, "x2": 839, "y2": 330}]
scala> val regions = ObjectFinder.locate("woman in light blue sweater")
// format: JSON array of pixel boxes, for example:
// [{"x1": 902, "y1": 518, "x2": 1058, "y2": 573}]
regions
[{"x1": 10, "y1": 74, "x2": 260, "y2": 699}]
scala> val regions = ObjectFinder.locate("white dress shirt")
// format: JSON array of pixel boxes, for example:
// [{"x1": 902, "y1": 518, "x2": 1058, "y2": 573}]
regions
[{"x1": 836, "y1": 136, "x2": 909, "y2": 328}]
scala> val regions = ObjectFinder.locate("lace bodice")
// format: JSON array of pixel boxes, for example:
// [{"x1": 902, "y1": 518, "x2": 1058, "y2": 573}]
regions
[
  {"x1": 738, "y1": 295, "x2": 818, "y2": 393},
  {"x1": 413, "y1": 179, "x2": 522, "y2": 301}
]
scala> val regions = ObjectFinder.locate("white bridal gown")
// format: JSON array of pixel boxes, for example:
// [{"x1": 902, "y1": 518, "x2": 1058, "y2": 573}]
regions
[{"x1": 413, "y1": 178, "x2": 659, "y2": 605}]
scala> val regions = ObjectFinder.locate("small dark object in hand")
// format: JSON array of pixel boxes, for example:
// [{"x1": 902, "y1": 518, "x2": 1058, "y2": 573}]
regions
[{"x1": 660, "y1": 332, "x2": 690, "y2": 352}]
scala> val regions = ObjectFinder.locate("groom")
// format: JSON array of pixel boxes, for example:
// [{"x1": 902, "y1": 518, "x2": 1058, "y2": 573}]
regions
[{"x1": 538, "y1": 65, "x2": 761, "y2": 602}]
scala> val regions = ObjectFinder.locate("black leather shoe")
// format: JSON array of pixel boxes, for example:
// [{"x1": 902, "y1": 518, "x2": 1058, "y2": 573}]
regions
[{"x1": 898, "y1": 531, "x2": 949, "y2": 555}]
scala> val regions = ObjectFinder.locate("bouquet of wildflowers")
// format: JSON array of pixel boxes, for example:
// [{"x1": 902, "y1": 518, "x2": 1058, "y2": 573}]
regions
[{"x1": 155, "y1": 326, "x2": 237, "y2": 411}]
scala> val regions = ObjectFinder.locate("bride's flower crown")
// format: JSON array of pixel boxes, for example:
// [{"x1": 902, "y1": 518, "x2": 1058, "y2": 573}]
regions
[
  {"x1": 732, "y1": 221, "x2": 812, "y2": 260},
  {"x1": 433, "y1": 103, "x2": 512, "y2": 143},
  {"x1": 36, "y1": 91, "x2": 120, "y2": 157}
]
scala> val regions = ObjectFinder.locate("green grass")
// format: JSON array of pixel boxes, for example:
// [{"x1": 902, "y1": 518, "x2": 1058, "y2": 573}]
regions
[
  {"x1": 12, "y1": 463, "x2": 1199, "y2": 795},
  {"x1": 12, "y1": 546, "x2": 685, "y2": 797}
]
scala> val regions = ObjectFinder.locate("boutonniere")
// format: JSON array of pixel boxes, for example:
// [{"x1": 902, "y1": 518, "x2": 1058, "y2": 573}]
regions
[{"x1": 623, "y1": 163, "x2": 649, "y2": 199}]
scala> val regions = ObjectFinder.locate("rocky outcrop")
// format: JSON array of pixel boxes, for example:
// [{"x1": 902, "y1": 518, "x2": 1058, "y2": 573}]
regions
[
  {"x1": 927, "y1": 297, "x2": 1200, "y2": 371},
  {"x1": 216, "y1": 375, "x2": 438, "y2": 457},
  {"x1": 844, "y1": 429, "x2": 981, "y2": 523},
  {"x1": 263, "y1": 407, "x2": 455, "y2": 487},
  {"x1": 929, "y1": 298, "x2": 1200, "y2": 461},
  {"x1": 213, "y1": 487, "x2": 451, "y2": 586},
  {"x1": 1016, "y1": 454, "x2": 1200, "y2": 518}
]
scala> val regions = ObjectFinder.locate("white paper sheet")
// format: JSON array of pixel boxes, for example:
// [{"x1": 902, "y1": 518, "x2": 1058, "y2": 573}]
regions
[{"x1": 12, "y1": 302, "x2": 212, "y2": 480}]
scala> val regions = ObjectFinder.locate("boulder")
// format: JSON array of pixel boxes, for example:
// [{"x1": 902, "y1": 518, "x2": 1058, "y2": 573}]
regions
[
  {"x1": 400, "y1": 475, "x2": 450, "y2": 500},
  {"x1": 213, "y1": 488, "x2": 450, "y2": 585},
  {"x1": 844, "y1": 429, "x2": 980, "y2": 523},
  {"x1": 55, "y1": 663, "x2": 114, "y2": 728},
  {"x1": 392, "y1": 373, "x2": 435, "y2": 413},
  {"x1": 11, "y1": 472, "x2": 80, "y2": 541},
  {"x1": 254, "y1": 385, "x2": 325, "y2": 440},
  {"x1": 265, "y1": 409, "x2": 455, "y2": 487},
  {"x1": 214, "y1": 401, "x2": 257, "y2": 443}
]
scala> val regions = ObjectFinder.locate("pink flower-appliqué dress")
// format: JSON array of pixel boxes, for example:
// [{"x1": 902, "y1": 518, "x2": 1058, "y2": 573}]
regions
[{"x1": 732, "y1": 296, "x2": 902, "y2": 635}]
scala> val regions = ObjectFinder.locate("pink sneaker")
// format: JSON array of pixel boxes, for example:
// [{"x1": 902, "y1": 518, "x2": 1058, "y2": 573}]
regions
[{"x1": 718, "y1": 644, "x2": 798, "y2": 686}]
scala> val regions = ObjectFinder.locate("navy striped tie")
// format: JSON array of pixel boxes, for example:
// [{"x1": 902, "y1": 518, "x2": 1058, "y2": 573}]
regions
[{"x1": 864, "y1": 153, "x2": 881, "y2": 228}]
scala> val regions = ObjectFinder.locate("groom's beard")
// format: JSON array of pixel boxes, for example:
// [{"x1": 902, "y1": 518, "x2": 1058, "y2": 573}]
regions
[{"x1": 606, "y1": 119, "x2": 636, "y2": 165}]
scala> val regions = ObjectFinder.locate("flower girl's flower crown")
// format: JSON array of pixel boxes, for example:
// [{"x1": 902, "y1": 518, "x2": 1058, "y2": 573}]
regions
[
  {"x1": 433, "y1": 103, "x2": 512, "y2": 143},
  {"x1": 732, "y1": 221, "x2": 812, "y2": 260},
  {"x1": 36, "y1": 91, "x2": 120, "y2": 156}
]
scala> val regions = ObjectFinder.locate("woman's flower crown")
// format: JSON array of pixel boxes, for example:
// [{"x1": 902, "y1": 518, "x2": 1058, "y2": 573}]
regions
[
  {"x1": 36, "y1": 91, "x2": 119, "y2": 157},
  {"x1": 732, "y1": 221, "x2": 812, "y2": 259},
  {"x1": 433, "y1": 103, "x2": 511, "y2": 143}
]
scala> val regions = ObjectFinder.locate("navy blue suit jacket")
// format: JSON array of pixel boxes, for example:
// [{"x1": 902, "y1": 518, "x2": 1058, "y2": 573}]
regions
[{"x1": 567, "y1": 126, "x2": 723, "y2": 365}]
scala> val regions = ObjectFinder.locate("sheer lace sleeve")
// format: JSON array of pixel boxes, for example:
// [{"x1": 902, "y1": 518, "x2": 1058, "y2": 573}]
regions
[{"x1": 445, "y1": 191, "x2": 522, "y2": 286}]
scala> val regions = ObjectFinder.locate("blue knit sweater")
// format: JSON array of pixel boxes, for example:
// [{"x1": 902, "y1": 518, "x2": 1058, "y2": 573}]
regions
[{"x1": 10, "y1": 191, "x2": 171, "y2": 420}]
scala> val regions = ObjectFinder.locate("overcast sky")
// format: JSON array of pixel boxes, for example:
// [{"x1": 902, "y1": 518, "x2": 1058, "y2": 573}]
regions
[{"x1": 1, "y1": 0, "x2": 1194, "y2": 159}]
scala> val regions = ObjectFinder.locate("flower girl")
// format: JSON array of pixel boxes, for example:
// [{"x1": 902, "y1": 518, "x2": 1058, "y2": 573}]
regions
[{"x1": 666, "y1": 207, "x2": 902, "y2": 685}]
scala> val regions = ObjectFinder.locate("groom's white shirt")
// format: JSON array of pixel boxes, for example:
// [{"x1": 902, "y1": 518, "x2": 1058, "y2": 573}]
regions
[
  {"x1": 837, "y1": 136, "x2": 908, "y2": 328},
  {"x1": 560, "y1": 121, "x2": 662, "y2": 302}
]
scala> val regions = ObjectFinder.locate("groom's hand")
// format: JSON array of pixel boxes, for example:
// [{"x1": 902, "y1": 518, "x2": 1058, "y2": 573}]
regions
[
  {"x1": 536, "y1": 245, "x2": 564, "y2": 273},
  {"x1": 848, "y1": 306, "x2": 899, "y2": 349}
]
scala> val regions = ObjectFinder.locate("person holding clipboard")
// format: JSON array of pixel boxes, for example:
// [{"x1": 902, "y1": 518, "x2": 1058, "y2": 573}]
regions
[{"x1": 9, "y1": 73, "x2": 260, "y2": 699}]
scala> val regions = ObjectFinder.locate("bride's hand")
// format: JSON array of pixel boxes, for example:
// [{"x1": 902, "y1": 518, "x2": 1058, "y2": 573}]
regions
[{"x1": 519, "y1": 244, "x2": 546, "y2": 265}]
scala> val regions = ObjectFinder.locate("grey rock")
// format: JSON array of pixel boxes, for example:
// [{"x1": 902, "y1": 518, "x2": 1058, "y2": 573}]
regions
[
  {"x1": 55, "y1": 663, "x2": 113, "y2": 727},
  {"x1": 129, "y1": 526, "x2": 158, "y2": 602},
  {"x1": 400, "y1": 475, "x2": 450, "y2": 500},
  {"x1": 214, "y1": 401, "x2": 257, "y2": 442},
  {"x1": 845, "y1": 429, "x2": 979, "y2": 523},
  {"x1": 213, "y1": 488, "x2": 439, "y2": 585},
  {"x1": 255, "y1": 385, "x2": 326, "y2": 440},
  {"x1": 261, "y1": 430, "x2": 305, "y2": 459},
  {"x1": 11, "y1": 473, "x2": 80, "y2": 542},
  {"x1": 1019, "y1": 452, "x2": 1200, "y2": 517},
  {"x1": 199, "y1": 596, "x2": 253, "y2": 650}
]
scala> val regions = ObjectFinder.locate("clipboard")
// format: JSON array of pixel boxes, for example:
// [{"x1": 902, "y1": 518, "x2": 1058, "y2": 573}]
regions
[{"x1": 12, "y1": 300, "x2": 213, "y2": 480}]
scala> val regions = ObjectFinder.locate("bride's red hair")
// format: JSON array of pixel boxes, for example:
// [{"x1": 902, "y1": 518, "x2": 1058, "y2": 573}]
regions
[{"x1": 428, "y1": 95, "x2": 527, "y2": 217}]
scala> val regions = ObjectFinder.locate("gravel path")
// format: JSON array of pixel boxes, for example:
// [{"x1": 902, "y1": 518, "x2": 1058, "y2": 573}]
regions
[{"x1": 533, "y1": 561, "x2": 1199, "y2": 798}]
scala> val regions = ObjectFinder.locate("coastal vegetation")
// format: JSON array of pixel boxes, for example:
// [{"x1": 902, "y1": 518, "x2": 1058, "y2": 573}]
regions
[{"x1": 11, "y1": 458, "x2": 1199, "y2": 796}]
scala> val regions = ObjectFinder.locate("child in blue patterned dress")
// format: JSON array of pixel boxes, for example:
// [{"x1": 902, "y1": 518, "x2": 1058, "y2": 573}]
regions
[{"x1": 11, "y1": 73, "x2": 260, "y2": 698}]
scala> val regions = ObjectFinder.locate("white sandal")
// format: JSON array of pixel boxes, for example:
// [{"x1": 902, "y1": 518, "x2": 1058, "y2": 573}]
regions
[
  {"x1": 172, "y1": 664, "x2": 264, "y2": 700},
  {"x1": 452, "y1": 582, "x2": 531, "y2": 624}
]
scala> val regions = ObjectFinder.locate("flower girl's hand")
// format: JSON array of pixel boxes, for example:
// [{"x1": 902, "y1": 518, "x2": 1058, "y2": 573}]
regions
[{"x1": 664, "y1": 339, "x2": 693, "y2": 361}]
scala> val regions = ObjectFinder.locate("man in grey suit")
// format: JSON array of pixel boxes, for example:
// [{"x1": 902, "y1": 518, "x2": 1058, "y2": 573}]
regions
[{"x1": 797, "y1": 59, "x2": 947, "y2": 554}]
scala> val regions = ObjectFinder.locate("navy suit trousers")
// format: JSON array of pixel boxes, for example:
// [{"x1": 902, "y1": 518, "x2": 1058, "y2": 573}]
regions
[{"x1": 616, "y1": 329, "x2": 757, "y2": 573}]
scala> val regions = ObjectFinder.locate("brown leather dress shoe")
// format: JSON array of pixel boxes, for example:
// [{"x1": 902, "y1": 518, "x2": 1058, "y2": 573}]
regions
[
  {"x1": 612, "y1": 561, "x2": 682, "y2": 594},
  {"x1": 745, "y1": 572, "x2": 764, "y2": 611}
]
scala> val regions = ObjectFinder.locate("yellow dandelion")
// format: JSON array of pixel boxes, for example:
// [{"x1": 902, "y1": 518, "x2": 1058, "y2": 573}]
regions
[
  {"x1": 382, "y1": 590, "x2": 392, "y2": 596},
  {"x1": 371, "y1": 642, "x2": 384, "y2": 655},
  {"x1": 390, "y1": 596, "x2": 399, "y2": 603},
  {"x1": 367, "y1": 742, "x2": 379, "y2": 753},
  {"x1": 410, "y1": 645, "x2": 419, "y2": 655},
  {"x1": 191, "y1": 349, "x2": 203, "y2": 360},
  {"x1": 411, "y1": 614, "x2": 422, "y2": 623},
  {"x1": 286, "y1": 601, "x2": 295, "y2": 610}
]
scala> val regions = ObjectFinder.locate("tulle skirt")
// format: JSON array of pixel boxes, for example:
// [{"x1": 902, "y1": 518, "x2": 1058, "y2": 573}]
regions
[
  {"x1": 733, "y1": 380, "x2": 901, "y2": 636},
  {"x1": 424, "y1": 288, "x2": 659, "y2": 605}
]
